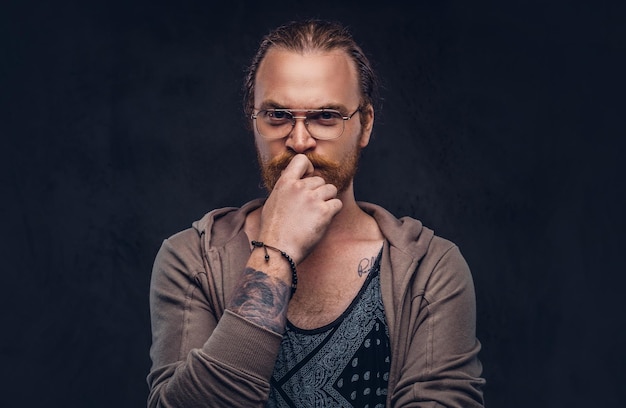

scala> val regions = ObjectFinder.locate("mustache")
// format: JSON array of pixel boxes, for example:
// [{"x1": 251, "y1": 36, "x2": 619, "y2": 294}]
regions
[
  {"x1": 267, "y1": 151, "x2": 340, "y2": 172},
  {"x1": 260, "y1": 148, "x2": 361, "y2": 193}
]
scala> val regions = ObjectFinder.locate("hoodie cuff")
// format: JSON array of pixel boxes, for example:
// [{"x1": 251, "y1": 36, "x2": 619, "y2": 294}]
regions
[{"x1": 203, "y1": 310, "x2": 283, "y2": 380}]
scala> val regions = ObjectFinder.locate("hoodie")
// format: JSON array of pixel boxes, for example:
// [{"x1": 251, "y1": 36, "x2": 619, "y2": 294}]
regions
[{"x1": 147, "y1": 198, "x2": 485, "y2": 407}]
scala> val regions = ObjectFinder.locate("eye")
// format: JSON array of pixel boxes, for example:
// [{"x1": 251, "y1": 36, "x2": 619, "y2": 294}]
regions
[
  {"x1": 309, "y1": 110, "x2": 341, "y2": 125},
  {"x1": 262, "y1": 110, "x2": 292, "y2": 125},
  {"x1": 270, "y1": 110, "x2": 288, "y2": 119}
]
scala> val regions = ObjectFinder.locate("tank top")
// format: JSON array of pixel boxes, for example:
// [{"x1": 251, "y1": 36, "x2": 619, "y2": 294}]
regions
[{"x1": 267, "y1": 249, "x2": 390, "y2": 408}]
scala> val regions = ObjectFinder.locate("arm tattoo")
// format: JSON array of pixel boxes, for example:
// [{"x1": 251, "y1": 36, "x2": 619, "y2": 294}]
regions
[
  {"x1": 227, "y1": 267, "x2": 290, "y2": 334},
  {"x1": 357, "y1": 256, "x2": 377, "y2": 277}
]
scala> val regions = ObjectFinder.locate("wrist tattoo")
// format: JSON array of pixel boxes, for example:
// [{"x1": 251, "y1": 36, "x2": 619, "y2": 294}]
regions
[
  {"x1": 228, "y1": 267, "x2": 290, "y2": 334},
  {"x1": 357, "y1": 256, "x2": 377, "y2": 277}
]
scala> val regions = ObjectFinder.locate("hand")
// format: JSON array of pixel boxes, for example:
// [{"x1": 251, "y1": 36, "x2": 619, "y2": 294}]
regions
[{"x1": 257, "y1": 154, "x2": 342, "y2": 264}]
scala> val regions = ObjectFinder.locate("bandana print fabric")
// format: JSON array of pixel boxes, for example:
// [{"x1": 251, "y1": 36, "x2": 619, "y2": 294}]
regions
[{"x1": 267, "y1": 251, "x2": 390, "y2": 408}]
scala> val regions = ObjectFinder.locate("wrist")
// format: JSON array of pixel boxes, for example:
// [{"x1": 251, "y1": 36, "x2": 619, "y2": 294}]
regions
[
  {"x1": 247, "y1": 247, "x2": 290, "y2": 280},
  {"x1": 250, "y1": 241, "x2": 298, "y2": 298}
]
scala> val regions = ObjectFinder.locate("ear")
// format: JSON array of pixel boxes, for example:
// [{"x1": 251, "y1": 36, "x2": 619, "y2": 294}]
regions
[{"x1": 358, "y1": 104, "x2": 375, "y2": 148}]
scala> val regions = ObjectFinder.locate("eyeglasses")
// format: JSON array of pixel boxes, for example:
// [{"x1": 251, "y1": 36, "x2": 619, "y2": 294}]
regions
[{"x1": 251, "y1": 108, "x2": 360, "y2": 140}]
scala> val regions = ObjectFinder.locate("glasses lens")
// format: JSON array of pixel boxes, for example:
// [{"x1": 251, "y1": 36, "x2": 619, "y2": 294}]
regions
[
  {"x1": 254, "y1": 109, "x2": 346, "y2": 140},
  {"x1": 255, "y1": 110, "x2": 294, "y2": 139},
  {"x1": 306, "y1": 111, "x2": 344, "y2": 140}
]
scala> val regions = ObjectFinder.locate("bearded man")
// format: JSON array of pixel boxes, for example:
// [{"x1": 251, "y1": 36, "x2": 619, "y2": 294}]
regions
[{"x1": 147, "y1": 19, "x2": 485, "y2": 408}]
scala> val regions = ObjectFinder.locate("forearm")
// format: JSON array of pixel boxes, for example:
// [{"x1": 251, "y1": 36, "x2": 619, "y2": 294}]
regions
[
  {"x1": 148, "y1": 238, "x2": 285, "y2": 408},
  {"x1": 226, "y1": 245, "x2": 294, "y2": 334},
  {"x1": 227, "y1": 267, "x2": 290, "y2": 333}
]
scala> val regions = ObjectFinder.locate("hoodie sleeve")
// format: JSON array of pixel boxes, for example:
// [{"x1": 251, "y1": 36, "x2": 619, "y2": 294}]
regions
[
  {"x1": 391, "y1": 241, "x2": 486, "y2": 407},
  {"x1": 146, "y1": 230, "x2": 283, "y2": 408}
]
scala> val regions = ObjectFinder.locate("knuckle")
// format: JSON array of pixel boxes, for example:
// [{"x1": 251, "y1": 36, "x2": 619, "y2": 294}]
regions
[{"x1": 293, "y1": 178, "x2": 307, "y2": 191}]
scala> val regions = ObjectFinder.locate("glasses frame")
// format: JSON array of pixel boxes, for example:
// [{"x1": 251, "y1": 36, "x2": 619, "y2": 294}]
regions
[{"x1": 251, "y1": 107, "x2": 361, "y2": 140}]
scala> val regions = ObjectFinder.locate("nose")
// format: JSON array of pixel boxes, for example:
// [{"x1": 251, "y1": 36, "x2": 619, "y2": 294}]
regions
[{"x1": 285, "y1": 116, "x2": 316, "y2": 153}]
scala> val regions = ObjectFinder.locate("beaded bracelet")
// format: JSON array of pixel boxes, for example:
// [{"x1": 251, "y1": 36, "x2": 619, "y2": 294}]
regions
[{"x1": 251, "y1": 240, "x2": 298, "y2": 298}]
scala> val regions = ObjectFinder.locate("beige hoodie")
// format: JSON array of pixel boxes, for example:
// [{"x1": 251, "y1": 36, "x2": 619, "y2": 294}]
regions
[{"x1": 147, "y1": 198, "x2": 485, "y2": 407}]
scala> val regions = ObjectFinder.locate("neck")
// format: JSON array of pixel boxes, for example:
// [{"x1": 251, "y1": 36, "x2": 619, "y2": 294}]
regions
[
  {"x1": 300, "y1": 182, "x2": 383, "y2": 268},
  {"x1": 322, "y1": 182, "x2": 368, "y2": 240}
]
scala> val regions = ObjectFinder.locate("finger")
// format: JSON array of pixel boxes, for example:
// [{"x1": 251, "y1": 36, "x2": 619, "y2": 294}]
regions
[
  {"x1": 298, "y1": 175, "x2": 327, "y2": 189},
  {"x1": 326, "y1": 198, "x2": 343, "y2": 215},
  {"x1": 315, "y1": 183, "x2": 338, "y2": 200},
  {"x1": 281, "y1": 154, "x2": 314, "y2": 180}
]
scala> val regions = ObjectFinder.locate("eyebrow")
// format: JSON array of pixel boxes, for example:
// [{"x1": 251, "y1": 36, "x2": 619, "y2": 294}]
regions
[
  {"x1": 319, "y1": 104, "x2": 346, "y2": 112},
  {"x1": 258, "y1": 100, "x2": 349, "y2": 113},
  {"x1": 258, "y1": 100, "x2": 285, "y2": 110}
]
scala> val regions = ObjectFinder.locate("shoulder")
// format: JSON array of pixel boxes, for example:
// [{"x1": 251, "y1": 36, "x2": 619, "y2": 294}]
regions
[
  {"x1": 152, "y1": 227, "x2": 205, "y2": 282},
  {"x1": 362, "y1": 202, "x2": 473, "y2": 295},
  {"x1": 414, "y1": 235, "x2": 474, "y2": 304}
]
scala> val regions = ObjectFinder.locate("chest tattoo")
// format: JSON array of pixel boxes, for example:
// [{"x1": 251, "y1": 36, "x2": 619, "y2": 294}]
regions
[{"x1": 357, "y1": 256, "x2": 377, "y2": 277}]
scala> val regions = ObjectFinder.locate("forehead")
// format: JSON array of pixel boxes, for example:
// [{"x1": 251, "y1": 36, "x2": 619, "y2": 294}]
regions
[{"x1": 254, "y1": 48, "x2": 361, "y2": 109}]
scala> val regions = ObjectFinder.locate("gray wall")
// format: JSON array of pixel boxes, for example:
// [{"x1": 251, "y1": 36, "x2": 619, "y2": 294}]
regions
[{"x1": 3, "y1": 0, "x2": 625, "y2": 406}]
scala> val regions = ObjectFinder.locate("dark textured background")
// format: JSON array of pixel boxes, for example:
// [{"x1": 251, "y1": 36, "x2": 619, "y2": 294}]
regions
[{"x1": 3, "y1": 0, "x2": 625, "y2": 406}]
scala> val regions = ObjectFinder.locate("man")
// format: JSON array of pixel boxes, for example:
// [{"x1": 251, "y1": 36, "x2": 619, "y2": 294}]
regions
[{"x1": 147, "y1": 19, "x2": 485, "y2": 407}]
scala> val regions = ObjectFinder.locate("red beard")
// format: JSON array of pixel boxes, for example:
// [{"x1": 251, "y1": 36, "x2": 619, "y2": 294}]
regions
[{"x1": 259, "y1": 148, "x2": 361, "y2": 194}]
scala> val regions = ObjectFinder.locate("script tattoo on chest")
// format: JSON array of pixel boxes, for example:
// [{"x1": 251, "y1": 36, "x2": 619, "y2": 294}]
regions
[
  {"x1": 227, "y1": 268, "x2": 289, "y2": 334},
  {"x1": 357, "y1": 256, "x2": 377, "y2": 277}
]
